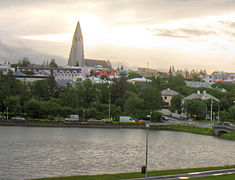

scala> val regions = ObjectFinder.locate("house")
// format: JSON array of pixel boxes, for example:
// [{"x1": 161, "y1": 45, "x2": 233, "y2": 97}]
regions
[
  {"x1": 127, "y1": 77, "x2": 151, "y2": 88},
  {"x1": 182, "y1": 90, "x2": 220, "y2": 103},
  {"x1": 161, "y1": 88, "x2": 179, "y2": 106},
  {"x1": 185, "y1": 80, "x2": 212, "y2": 88}
]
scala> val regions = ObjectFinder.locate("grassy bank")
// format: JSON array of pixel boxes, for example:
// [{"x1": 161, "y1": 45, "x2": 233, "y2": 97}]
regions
[
  {"x1": 192, "y1": 174, "x2": 235, "y2": 179},
  {"x1": 153, "y1": 125, "x2": 214, "y2": 135},
  {"x1": 33, "y1": 165, "x2": 235, "y2": 180},
  {"x1": 221, "y1": 131, "x2": 235, "y2": 141}
]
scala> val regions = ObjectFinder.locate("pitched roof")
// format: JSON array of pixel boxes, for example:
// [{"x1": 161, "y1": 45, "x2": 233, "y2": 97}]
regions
[
  {"x1": 185, "y1": 80, "x2": 212, "y2": 88},
  {"x1": 161, "y1": 88, "x2": 179, "y2": 96},
  {"x1": 183, "y1": 91, "x2": 220, "y2": 102},
  {"x1": 85, "y1": 59, "x2": 111, "y2": 69}
]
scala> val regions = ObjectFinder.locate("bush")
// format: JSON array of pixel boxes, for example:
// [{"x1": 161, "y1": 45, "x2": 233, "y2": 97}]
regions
[{"x1": 151, "y1": 111, "x2": 162, "y2": 122}]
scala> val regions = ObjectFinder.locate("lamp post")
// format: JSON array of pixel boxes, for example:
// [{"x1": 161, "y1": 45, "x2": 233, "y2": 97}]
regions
[
  {"x1": 145, "y1": 120, "x2": 150, "y2": 178},
  {"x1": 6, "y1": 107, "x2": 8, "y2": 121},
  {"x1": 211, "y1": 99, "x2": 213, "y2": 122},
  {"x1": 109, "y1": 92, "x2": 111, "y2": 120}
]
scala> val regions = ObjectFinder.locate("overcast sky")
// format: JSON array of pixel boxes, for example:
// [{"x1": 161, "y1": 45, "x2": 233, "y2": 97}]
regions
[{"x1": 1, "y1": 0, "x2": 235, "y2": 72}]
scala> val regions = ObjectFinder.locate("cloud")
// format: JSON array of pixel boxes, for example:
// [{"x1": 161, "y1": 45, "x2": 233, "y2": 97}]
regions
[
  {"x1": 150, "y1": 28, "x2": 216, "y2": 39},
  {"x1": 219, "y1": 20, "x2": 235, "y2": 28},
  {"x1": 0, "y1": 40, "x2": 66, "y2": 65}
]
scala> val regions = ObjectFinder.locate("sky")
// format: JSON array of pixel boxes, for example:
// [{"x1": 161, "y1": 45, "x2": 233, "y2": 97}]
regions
[{"x1": 1, "y1": 0, "x2": 235, "y2": 72}]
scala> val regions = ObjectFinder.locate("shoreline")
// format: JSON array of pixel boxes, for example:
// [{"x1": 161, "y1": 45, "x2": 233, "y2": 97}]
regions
[
  {"x1": 1, "y1": 121, "x2": 234, "y2": 140},
  {"x1": 32, "y1": 165, "x2": 235, "y2": 180}
]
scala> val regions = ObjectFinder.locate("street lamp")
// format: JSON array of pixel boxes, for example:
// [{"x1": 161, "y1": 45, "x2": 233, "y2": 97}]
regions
[
  {"x1": 145, "y1": 120, "x2": 150, "y2": 178},
  {"x1": 6, "y1": 107, "x2": 8, "y2": 121},
  {"x1": 108, "y1": 92, "x2": 111, "y2": 120},
  {"x1": 211, "y1": 99, "x2": 213, "y2": 122}
]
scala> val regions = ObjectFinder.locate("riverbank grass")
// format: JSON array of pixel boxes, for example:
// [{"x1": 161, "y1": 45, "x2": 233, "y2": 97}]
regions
[
  {"x1": 33, "y1": 165, "x2": 235, "y2": 180},
  {"x1": 153, "y1": 125, "x2": 214, "y2": 135},
  {"x1": 191, "y1": 173, "x2": 235, "y2": 179},
  {"x1": 221, "y1": 131, "x2": 235, "y2": 140}
]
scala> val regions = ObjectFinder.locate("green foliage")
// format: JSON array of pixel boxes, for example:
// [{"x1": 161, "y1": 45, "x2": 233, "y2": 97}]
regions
[
  {"x1": 151, "y1": 111, "x2": 162, "y2": 122},
  {"x1": 49, "y1": 59, "x2": 58, "y2": 68},
  {"x1": 228, "y1": 106, "x2": 235, "y2": 120},
  {"x1": 154, "y1": 125, "x2": 214, "y2": 135},
  {"x1": 221, "y1": 131, "x2": 235, "y2": 141},
  {"x1": 3, "y1": 63, "x2": 235, "y2": 123},
  {"x1": 3, "y1": 96, "x2": 21, "y2": 115},
  {"x1": 127, "y1": 72, "x2": 142, "y2": 79},
  {"x1": 24, "y1": 98, "x2": 41, "y2": 118},
  {"x1": 21, "y1": 70, "x2": 34, "y2": 75},
  {"x1": 168, "y1": 75, "x2": 186, "y2": 90},
  {"x1": 219, "y1": 111, "x2": 230, "y2": 122},
  {"x1": 170, "y1": 94, "x2": 183, "y2": 113},
  {"x1": 32, "y1": 165, "x2": 235, "y2": 180},
  {"x1": 185, "y1": 99, "x2": 206, "y2": 120},
  {"x1": 141, "y1": 87, "x2": 163, "y2": 110},
  {"x1": 124, "y1": 94, "x2": 144, "y2": 118}
]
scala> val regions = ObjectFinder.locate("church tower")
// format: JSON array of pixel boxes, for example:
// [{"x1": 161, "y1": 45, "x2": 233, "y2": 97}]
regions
[{"x1": 68, "y1": 21, "x2": 85, "y2": 67}]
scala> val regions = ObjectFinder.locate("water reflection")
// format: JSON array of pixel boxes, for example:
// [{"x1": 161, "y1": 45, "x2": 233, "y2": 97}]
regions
[{"x1": 0, "y1": 126, "x2": 234, "y2": 179}]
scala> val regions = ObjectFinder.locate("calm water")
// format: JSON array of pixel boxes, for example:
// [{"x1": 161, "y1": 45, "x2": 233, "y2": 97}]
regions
[{"x1": 0, "y1": 126, "x2": 234, "y2": 180}]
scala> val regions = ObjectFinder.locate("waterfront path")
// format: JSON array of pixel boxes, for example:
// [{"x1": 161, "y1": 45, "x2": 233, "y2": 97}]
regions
[{"x1": 123, "y1": 168, "x2": 235, "y2": 180}]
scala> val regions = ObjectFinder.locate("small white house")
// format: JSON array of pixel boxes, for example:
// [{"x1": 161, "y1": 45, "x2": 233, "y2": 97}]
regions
[{"x1": 161, "y1": 88, "x2": 179, "y2": 107}]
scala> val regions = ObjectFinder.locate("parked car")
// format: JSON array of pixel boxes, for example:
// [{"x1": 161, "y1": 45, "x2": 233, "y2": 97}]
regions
[
  {"x1": 0, "y1": 115, "x2": 6, "y2": 120},
  {"x1": 11, "y1": 116, "x2": 25, "y2": 121},
  {"x1": 65, "y1": 114, "x2": 79, "y2": 121},
  {"x1": 119, "y1": 116, "x2": 135, "y2": 122},
  {"x1": 139, "y1": 120, "x2": 146, "y2": 124},
  {"x1": 162, "y1": 116, "x2": 169, "y2": 120}
]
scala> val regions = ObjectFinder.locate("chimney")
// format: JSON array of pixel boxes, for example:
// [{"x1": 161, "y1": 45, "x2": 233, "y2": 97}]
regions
[
  {"x1": 167, "y1": 88, "x2": 170, "y2": 90},
  {"x1": 203, "y1": 90, "x2": 206, "y2": 94},
  {"x1": 197, "y1": 90, "x2": 200, "y2": 94}
]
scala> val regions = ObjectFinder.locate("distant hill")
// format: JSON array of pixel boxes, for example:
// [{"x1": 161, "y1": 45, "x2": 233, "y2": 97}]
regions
[{"x1": 0, "y1": 40, "x2": 66, "y2": 65}]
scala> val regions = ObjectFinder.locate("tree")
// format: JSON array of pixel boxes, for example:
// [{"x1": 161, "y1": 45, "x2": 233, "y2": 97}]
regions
[
  {"x1": 58, "y1": 83, "x2": 80, "y2": 108},
  {"x1": 128, "y1": 72, "x2": 142, "y2": 79},
  {"x1": 228, "y1": 106, "x2": 235, "y2": 121},
  {"x1": 151, "y1": 111, "x2": 162, "y2": 122},
  {"x1": 24, "y1": 99, "x2": 41, "y2": 118},
  {"x1": 168, "y1": 74, "x2": 186, "y2": 90},
  {"x1": 49, "y1": 59, "x2": 58, "y2": 68},
  {"x1": 31, "y1": 80, "x2": 50, "y2": 100},
  {"x1": 141, "y1": 87, "x2": 163, "y2": 110},
  {"x1": 81, "y1": 79, "x2": 98, "y2": 107},
  {"x1": 170, "y1": 94, "x2": 183, "y2": 113},
  {"x1": 124, "y1": 95, "x2": 144, "y2": 119},
  {"x1": 185, "y1": 99, "x2": 206, "y2": 120},
  {"x1": 3, "y1": 96, "x2": 21, "y2": 115}
]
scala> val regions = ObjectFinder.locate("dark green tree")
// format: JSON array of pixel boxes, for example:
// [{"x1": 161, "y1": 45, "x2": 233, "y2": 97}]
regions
[
  {"x1": 141, "y1": 87, "x2": 163, "y2": 110},
  {"x1": 185, "y1": 99, "x2": 206, "y2": 120},
  {"x1": 170, "y1": 94, "x2": 183, "y2": 113},
  {"x1": 49, "y1": 58, "x2": 58, "y2": 68}
]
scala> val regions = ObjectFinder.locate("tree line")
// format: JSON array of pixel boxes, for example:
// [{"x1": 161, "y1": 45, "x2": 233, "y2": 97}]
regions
[{"x1": 1, "y1": 69, "x2": 235, "y2": 123}]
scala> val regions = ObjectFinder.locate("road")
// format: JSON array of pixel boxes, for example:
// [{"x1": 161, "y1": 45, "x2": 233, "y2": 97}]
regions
[
  {"x1": 152, "y1": 117, "x2": 213, "y2": 128},
  {"x1": 122, "y1": 168, "x2": 235, "y2": 180}
]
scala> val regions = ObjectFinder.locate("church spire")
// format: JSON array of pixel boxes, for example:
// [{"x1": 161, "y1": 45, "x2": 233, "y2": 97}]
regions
[{"x1": 68, "y1": 21, "x2": 85, "y2": 67}]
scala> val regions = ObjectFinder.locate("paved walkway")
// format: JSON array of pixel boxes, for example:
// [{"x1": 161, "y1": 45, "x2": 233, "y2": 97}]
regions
[{"x1": 122, "y1": 168, "x2": 235, "y2": 180}]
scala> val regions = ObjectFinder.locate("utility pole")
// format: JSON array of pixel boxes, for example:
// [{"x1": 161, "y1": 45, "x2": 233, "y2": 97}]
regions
[
  {"x1": 7, "y1": 107, "x2": 8, "y2": 121},
  {"x1": 211, "y1": 99, "x2": 213, "y2": 122},
  {"x1": 109, "y1": 93, "x2": 111, "y2": 120},
  {"x1": 145, "y1": 121, "x2": 150, "y2": 178}
]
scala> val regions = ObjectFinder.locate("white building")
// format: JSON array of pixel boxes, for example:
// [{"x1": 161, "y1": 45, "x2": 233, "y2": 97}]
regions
[
  {"x1": 0, "y1": 64, "x2": 15, "y2": 75},
  {"x1": 18, "y1": 65, "x2": 83, "y2": 82},
  {"x1": 161, "y1": 88, "x2": 179, "y2": 107}
]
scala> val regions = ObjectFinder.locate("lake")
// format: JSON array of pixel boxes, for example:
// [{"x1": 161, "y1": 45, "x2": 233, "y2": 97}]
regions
[{"x1": 0, "y1": 126, "x2": 234, "y2": 179}]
